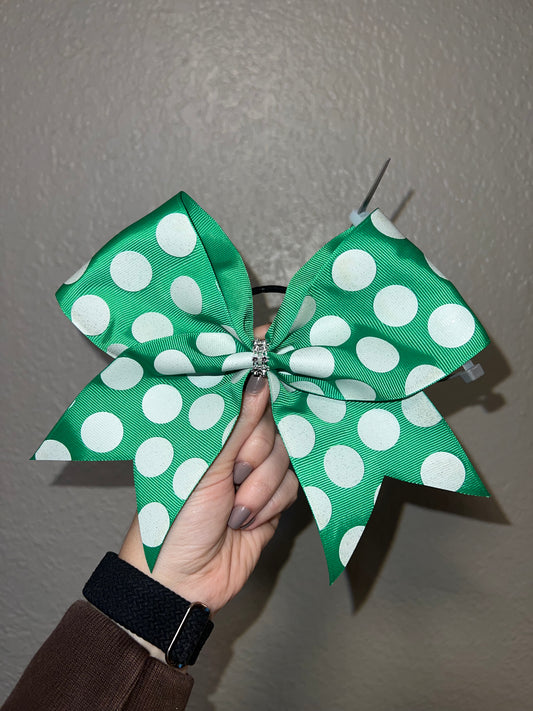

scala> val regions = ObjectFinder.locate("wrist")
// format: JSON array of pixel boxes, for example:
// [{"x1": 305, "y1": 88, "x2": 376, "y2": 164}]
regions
[{"x1": 119, "y1": 522, "x2": 220, "y2": 614}]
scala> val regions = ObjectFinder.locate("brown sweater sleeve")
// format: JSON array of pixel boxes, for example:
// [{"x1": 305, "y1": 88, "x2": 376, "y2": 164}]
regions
[{"x1": 2, "y1": 600, "x2": 194, "y2": 711}]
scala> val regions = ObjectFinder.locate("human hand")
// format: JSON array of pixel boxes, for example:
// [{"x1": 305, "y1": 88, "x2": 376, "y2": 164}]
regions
[{"x1": 119, "y1": 324, "x2": 298, "y2": 615}]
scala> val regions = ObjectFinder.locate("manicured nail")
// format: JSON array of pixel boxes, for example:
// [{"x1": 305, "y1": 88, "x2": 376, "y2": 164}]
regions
[
  {"x1": 228, "y1": 505, "x2": 251, "y2": 529},
  {"x1": 245, "y1": 374, "x2": 267, "y2": 394},
  {"x1": 233, "y1": 461, "x2": 253, "y2": 485},
  {"x1": 240, "y1": 516, "x2": 256, "y2": 529}
]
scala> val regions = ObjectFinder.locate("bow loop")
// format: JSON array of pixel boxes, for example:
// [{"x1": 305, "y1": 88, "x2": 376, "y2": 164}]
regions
[
  {"x1": 56, "y1": 192, "x2": 253, "y2": 358},
  {"x1": 267, "y1": 210, "x2": 489, "y2": 401}
]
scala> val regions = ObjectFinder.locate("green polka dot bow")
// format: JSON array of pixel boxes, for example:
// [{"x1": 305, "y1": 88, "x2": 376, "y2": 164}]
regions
[{"x1": 32, "y1": 192, "x2": 489, "y2": 582}]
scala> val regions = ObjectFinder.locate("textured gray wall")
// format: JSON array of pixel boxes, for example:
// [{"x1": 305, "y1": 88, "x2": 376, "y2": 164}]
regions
[{"x1": 2, "y1": 1, "x2": 532, "y2": 709}]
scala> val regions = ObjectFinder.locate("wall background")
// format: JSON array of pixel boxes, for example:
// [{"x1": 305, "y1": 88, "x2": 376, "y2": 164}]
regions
[{"x1": 1, "y1": 1, "x2": 531, "y2": 709}]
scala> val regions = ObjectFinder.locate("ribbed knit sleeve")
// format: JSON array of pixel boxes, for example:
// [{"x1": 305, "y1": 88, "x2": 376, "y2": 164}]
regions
[{"x1": 2, "y1": 601, "x2": 194, "y2": 711}]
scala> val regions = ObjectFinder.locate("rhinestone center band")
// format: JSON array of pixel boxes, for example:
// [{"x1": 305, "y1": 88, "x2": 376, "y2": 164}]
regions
[{"x1": 252, "y1": 338, "x2": 269, "y2": 377}]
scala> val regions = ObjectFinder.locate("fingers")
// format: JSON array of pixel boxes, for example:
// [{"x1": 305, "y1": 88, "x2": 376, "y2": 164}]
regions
[
  {"x1": 228, "y1": 433, "x2": 292, "y2": 529},
  {"x1": 203, "y1": 323, "x2": 272, "y2": 472},
  {"x1": 241, "y1": 468, "x2": 299, "y2": 531},
  {"x1": 233, "y1": 405, "x2": 276, "y2": 485}
]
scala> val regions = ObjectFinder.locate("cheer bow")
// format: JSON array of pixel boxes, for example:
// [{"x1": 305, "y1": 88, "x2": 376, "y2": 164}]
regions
[{"x1": 33, "y1": 192, "x2": 489, "y2": 582}]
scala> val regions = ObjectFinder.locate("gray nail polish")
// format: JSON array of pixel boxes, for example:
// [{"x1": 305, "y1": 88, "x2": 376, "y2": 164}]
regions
[
  {"x1": 228, "y1": 505, "x2": 251, "y2": 529},
  {"x1": 245, "y1": 374, "x2": 267, "y2": 394},
  {"x1": 233, "y1": 461, "x2": 253, "y2": 485},
  {"x1": 240, "y1": 516, "x2": 256, "y2": 530}
]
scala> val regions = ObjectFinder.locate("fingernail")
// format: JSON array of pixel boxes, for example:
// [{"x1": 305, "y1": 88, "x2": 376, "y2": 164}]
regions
[
  {"x1": 228, "y1": 505, "x2": 251, "y2": 529},
  {"x1": 240, "y1": 516, "x2": 256, "y2": 529},
  {"x1": 245, "y1": 374, "x2": 267, "y2": 394},
  {"x1": 233, "y1": 461, "x2": 253, "y2": 485}
]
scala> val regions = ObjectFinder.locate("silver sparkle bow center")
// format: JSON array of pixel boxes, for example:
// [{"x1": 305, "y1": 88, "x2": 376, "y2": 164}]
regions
[{"x1": 252, "y1": 338, "x2": 269, "y2": 377}]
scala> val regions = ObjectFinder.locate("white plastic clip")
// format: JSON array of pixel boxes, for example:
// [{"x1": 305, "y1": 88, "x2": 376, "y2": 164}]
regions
[
  {"x1": 349, "y1": 209, "x2": 368, "y2": 227},
  {"x1": 450, "y1": 360, "x2": 485, "y2": 383}
]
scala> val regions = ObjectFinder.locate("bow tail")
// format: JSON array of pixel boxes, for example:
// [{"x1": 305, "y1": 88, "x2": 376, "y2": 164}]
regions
[
  {"x1": 270, "y1": 384, "x2": 488, "y2": 584},
  {"x1": 131, "y1": 372, "x2": 247, "y2": 571},
  {"x1": 30, "y1": 371, "x2": 143, "y2": 463},
  {"x1": 31, "y1": 357, "x2": 247, "y2": 572}
]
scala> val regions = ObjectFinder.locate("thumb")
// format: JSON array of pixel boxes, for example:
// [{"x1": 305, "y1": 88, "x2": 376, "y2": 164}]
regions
[
  {"x1": 196, "y1": 323, "x2": 272, "y2": 480},
  {"x1": 196, "y1": 371, "x2": 270, "y2": 485}
]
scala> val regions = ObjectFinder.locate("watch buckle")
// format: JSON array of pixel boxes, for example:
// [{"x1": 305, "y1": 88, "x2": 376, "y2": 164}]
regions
[{"x1": 165, "y1": 601, "x2": 210, "y2": 667}]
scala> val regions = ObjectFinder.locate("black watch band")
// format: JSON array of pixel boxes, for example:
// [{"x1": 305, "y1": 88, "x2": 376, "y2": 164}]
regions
[{"x1": 83, "y1": 552, "x2": 213, "y2": 668}]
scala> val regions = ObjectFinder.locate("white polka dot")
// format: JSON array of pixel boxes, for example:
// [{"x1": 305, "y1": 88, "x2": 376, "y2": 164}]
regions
[
  {"x1": 135, "y1": 437, "x2": 174, "y2": 477},
  {"x1": 81, "y1": 412, "x2": 123, "y2": 452},
  {"x1": 324, "y1": 445, "x2": 364, "y2": 487},
  {"x1": 106, "y1": 343, "x2": 128, "y2": 358},
  {"x1": 268, "y1": 372, "x2": 280, "y2": 402},
  {"x1": 101, "y1": 357, "x2": 143, "y2": 390},
  {"x1": 339, "y1": 526, "x2": 365, "y2": 566},
  {"x1": 189, "y1": 394, "x2": 225, "y2": 430},
  {"x1": 292, "y1": 380, "x2": 323, "y2": 394},
  {"x1": 332, "y1": 249, "x2": 376, "y2": 291},
  {"x1": 373, "y1": 285, "x2": 418, "y2": 327},
  {"x1": 310, "y1": 316, "x2": 351, "y2": 346},
  {"x1": 154, "y1": 350, "x2": 195, "y2": 375},
  {"x1": 222, "y1": 324, "x2": 245, "y2": 344},
  {"x1": 401, "y1": 392, "x2": 442, "y2": 427},
  {"x1": 196, "y1": 332, "x2": 236, "y2": 356},
  {"x1": 405, "y1": 364, "x2": 446, "y2": 395},
  {"x1": 173, "y1": 458, "x2": 209, "y2": 499},
  {"x1": 289, "y1": 347, "x2": 335, "y2": 378},
  {"x1": 222, "y1": 352, "x2": 253, "y2": 372},
  {"x1": 420, "y1": 452, "x2": 466, "y2": 491},
  {"x1": 307, "y1": 394, "x2": 346, "y2": 423},
  {"x1": 304, "y1": 486, "x2": 332, "y2": 530},
  {"x1": 110, "y1": 251, "x2": 152, "y2": 291},
  {"x1": 170, "y1": 276, "x2": 202, "y2": 315},
  {"x1": 71, "y1": 295, "x2": 110, "y2": 336},
  {"x1": 277, "y1": 415, "x2": 315, "y2": 458},
  {"x1": 231, "y1": 369, "x2": 249, "y2": 383},
  {"x1": 132, "y1": 312, "x2": 174, "y2": 343},
  {"x1": 34, "y1": 439, "x2": 71, "y2": 460},
  {"x1": 335, "y1": 379, "x2": 376, "y2": 401},
  {"x1": 276, "y1": 345, "x2": 295, "y2": 355},
  {"x1": 188, "y1": 375, "x2": 224, "y2": 388},
  {"x1": 282, "y1": 381, "x2": 296, "y2": 392},
  {"x1": 374, "y1": 484, "x2": 382, "y2": 504},
  {"x1": 370, "y1": 210, "x2": 405, "y2": 239},
  {"x1": 138, "y1": 502, "x2": 170, "y2": 547},
  {"x1": 64, "y1": 261, "x2": 89, "y2": 284},
  {"x1": 425, "y1": 256, "x2": 447, "y2": 279},
  {"x1": 142, "y1": 384, "x2": 182, "y2": 423},
  {"x1": 222, "y1": 416, "x2": 237, "y2": 444},
  {"x1": 356, "y1": 337, "x2": 400, "y2": 372},
  {"x1": 156, "y1": 213, "x2": 197, "y2": 257},
  {"x1": 428, "y1": 304, "x2": 476, "y2": 348},
  {"x1": 289, "y1": 296, "x2": 316, "y2": 333},
  {"x1": 358, "y1": 409, "x2": 400, "y2": 450}
]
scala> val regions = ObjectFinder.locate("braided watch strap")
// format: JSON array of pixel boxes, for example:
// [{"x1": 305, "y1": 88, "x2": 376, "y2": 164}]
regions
[{"x1": 83, "y1": 552, "x2": 213, "y2": 667}]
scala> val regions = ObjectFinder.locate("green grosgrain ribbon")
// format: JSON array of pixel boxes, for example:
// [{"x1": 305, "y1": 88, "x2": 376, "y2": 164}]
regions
[{"x1": 32, "y1": 192, "x2": 490, "y2": 582}]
